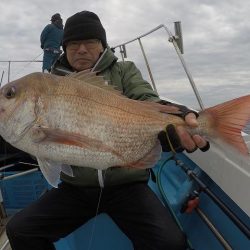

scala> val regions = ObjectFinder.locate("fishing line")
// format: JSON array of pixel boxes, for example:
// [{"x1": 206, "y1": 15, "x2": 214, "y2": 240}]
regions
[
  {"x1": 87, "y1": 169, "x2": 108, "y2": 250},
  {"x1": 86, "y1": 49, "x2": 116, "y2": 249},
  {"x1": 11, "y1": 52, "x2": 43, "y2": 80}
]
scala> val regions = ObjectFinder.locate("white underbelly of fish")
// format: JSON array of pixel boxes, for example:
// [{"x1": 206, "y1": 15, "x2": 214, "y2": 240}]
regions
[
  {"x1": 38, "y1": 146, "x2": 122, "y2": 169},
  {"x1": 34, "y1": 141, "x2": 155, "y2": 170},
  {"x1": 15, "y1": 126, "x2": 160, "y2": 170}
]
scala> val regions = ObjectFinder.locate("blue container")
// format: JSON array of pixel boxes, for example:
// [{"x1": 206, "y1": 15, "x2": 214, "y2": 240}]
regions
[{"x1": 0, "y1": 171, "x2": 49, "y2": 215}]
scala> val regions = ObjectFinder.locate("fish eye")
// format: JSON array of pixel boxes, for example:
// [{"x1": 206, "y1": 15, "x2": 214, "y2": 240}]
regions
[{"x1": 4, "y1": 86, "x2": 16, "y2": 99}]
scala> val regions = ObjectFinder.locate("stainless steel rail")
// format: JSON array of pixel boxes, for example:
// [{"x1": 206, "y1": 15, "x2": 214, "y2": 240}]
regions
[
  {"x1": 0, "y1": 71, "x2": 4, "y2": 87},
  {"x1": 0, "y1": 23, "x2": 205, "y2": 109},
  {"x1": 195, "y1": 207, "x2": 233, "y2": 250},
  {"x1": 0, "y1": 60, "x2": 42, "y2": 83},
  {"x1": 1, "y1": 168, "x2": 39, "y2": 181},
  {"x1": 112, "y1": 23, "x2": 205, "y2": 110}
]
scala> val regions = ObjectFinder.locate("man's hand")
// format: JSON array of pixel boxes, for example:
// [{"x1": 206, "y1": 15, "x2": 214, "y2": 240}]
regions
[
  {"x1": 158, "y1": 113, "x2": 210, "y2": 153},
  {"x1": 176, "y1": 113, "x2": 208, "y2": 152}
]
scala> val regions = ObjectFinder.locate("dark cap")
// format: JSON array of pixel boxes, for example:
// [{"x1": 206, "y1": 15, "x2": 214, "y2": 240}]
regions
[
  {"x1": 51, "y1": 13, "x2": 62, "y2": 22},
  {"x1": 62, "y1": 11, "x2": 107, "y2": 50}
]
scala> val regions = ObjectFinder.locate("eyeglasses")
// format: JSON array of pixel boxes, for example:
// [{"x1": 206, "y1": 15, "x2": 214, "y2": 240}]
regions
[{"x1": 67, "y1": 39, "x2": 100, "y2": 50}]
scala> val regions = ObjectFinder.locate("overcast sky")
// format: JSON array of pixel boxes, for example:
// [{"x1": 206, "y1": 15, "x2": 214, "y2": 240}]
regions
[{"x1": 0, "y1": 0, "x2": 249, "y2": 108}]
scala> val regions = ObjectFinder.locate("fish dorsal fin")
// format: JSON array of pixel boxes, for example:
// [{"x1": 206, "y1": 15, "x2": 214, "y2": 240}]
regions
[
  {"x1": 68, "y1": 70, "x2": 122, "y2": 95},
  {"x1": 69, "y1": 69, "x2": 102, "y2": 82}
]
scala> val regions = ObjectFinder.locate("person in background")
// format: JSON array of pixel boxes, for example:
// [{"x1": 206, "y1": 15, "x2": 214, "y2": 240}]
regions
[
  {"x1": 40, "y1": 13, "x2": 64, "y2": 72},
  {"x1": 6, "y1": 11, "x2": 209, "y2": 250}
]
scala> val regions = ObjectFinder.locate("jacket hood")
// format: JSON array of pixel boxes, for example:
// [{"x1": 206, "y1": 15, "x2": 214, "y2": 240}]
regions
[{"x1": 51, "y1": 47, "x2": 118, "y2": 75}]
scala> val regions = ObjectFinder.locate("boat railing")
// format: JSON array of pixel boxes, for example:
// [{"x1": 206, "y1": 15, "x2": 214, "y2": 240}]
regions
[
  {"x1": 0, "y1": 163, "x2": 39, "y2": 180},
  {"x1": 0, "y1": 23, "x2": 204, "y2": 109},
  {"x1": 112, "y1": 22, "x2": 204, "y2": 110},
  {"x1": 0, "y1": 60, "x2": 42, "y2": 87}
]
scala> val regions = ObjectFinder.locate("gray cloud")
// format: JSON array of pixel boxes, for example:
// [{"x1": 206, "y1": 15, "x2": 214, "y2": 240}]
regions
[{"x1": 0, "y1": 0, "x2": 249, "y2": 108}]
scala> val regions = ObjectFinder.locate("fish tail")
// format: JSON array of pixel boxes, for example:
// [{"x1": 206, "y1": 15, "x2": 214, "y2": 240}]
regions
[{"x1": 201, "y1": 95, "x2": 250, "y2": 155}]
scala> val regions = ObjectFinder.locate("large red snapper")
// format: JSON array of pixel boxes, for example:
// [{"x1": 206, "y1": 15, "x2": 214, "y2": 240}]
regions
[{"x1": 0, "y1": 71, "x2": 250, "y2": 187}]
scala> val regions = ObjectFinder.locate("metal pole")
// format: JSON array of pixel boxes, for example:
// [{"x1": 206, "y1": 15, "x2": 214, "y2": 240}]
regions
[
  {"x1": 113, "y1": 24, "x2": 164, "y2": 48},
  {"x1": 164, "y1": 25, "x2": 205, "y2": 110},
  {"x1": 0, "y1": 60, "x2": 43, "y2": 84},
  {"x1": 7, "y1": 61, "x2": 10, "y2": 83},
  {"x1": 0, "y1": 71, "x2": 4, "y2": 87},
  {"x1": 2, "y1": 168, "x2": 39, "y2": 180},
  {"x1": 137, "y1": 38, "x2": 158, "y2": 93},
  {"x1": 112, "y1": 24, "x2": 205, "y2": 109},
  {"x1": 177, "y1": 158, "x2": 250, "y2": 239},
  {"x1": 0, "y1": 163, "x2": 16, "y2": 172},
  {"x1": 119, "y1": 45, "x2": 125, "y2": 62},
  {"x1": 174, "y1": 21, "x2": 184, "y2": 54},
  {"x1": 196, "y1": 207, "x2": 233, "y2": 250}
]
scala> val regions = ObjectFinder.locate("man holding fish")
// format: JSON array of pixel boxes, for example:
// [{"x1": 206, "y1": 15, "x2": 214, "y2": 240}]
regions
[{"x1": 6, "y1": 11, "x2": 210, "y2": 250}]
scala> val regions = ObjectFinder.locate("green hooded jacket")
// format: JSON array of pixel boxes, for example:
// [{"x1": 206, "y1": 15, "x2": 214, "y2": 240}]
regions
[{"x1": 51, "y1": 47, "x2": 161, "y2": 187}]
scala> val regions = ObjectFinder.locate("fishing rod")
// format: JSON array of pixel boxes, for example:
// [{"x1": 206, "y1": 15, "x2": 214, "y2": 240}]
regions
[
  {"x1": 157, "y1": 157, "x2": 232, "y2": 249},
  {"x1": 157, "y1": 155, "x2": 232, "y2": 249},
  {"x1": 174, "y1": 157, "x2": 250, "y2": 239}
]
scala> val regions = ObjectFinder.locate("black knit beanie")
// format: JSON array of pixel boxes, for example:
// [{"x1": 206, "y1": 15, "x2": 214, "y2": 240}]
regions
[{"x1": 63, "y1": 11, "x2": 107, "y2": 51}]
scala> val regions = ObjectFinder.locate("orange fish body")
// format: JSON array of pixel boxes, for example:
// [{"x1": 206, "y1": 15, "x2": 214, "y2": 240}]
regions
[{"x1": 0, "y1": 72, "x2": 250, "y2": 187}]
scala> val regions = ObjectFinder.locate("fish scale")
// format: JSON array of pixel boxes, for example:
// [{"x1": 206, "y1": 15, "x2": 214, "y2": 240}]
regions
[
  {"x1": 1, "y1": 72, "x2": 250, "y2": 187},
  {"x1": 33, "y1": 83, "x2": 164, "y2": 166}
]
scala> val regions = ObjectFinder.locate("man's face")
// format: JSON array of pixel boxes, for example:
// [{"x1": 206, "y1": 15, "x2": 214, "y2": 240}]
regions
[{"x1": 66, "y1": 39, "x2": 104, "y2": 71}]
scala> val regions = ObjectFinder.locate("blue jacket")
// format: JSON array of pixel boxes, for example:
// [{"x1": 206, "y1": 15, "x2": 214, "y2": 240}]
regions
[{"x1": 40, "y1": 23, "x2": 63, "y2": 49}]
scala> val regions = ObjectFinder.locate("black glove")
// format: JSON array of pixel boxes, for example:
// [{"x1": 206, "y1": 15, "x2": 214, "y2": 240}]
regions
[
  {"x1": 158, "y1": 124, "x2": 184, "y2": 153},
  {"x1": 157, "y1": 100, "x2": 210, "y2": 153},
  {"x1": 158, "y1": 100, "x2": 199, "y2": 119},
  {"x1": 158, "y1": 125, "x2": 210, "y2": 153}
]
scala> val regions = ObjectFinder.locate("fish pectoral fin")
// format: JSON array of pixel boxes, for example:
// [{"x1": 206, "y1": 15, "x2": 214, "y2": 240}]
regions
[
  {"x1": 128, "y1": 140, "x2": 162, "y2": 169},
  {"x1": 61, "y1": 164, "x2": 74, "y2": 177},
  {"x1": 34, "y1": 127, "x2": 117, "y2": 153},
  {"x1": 37, "y1": 158, "x2": 73, "y2": 188}
]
